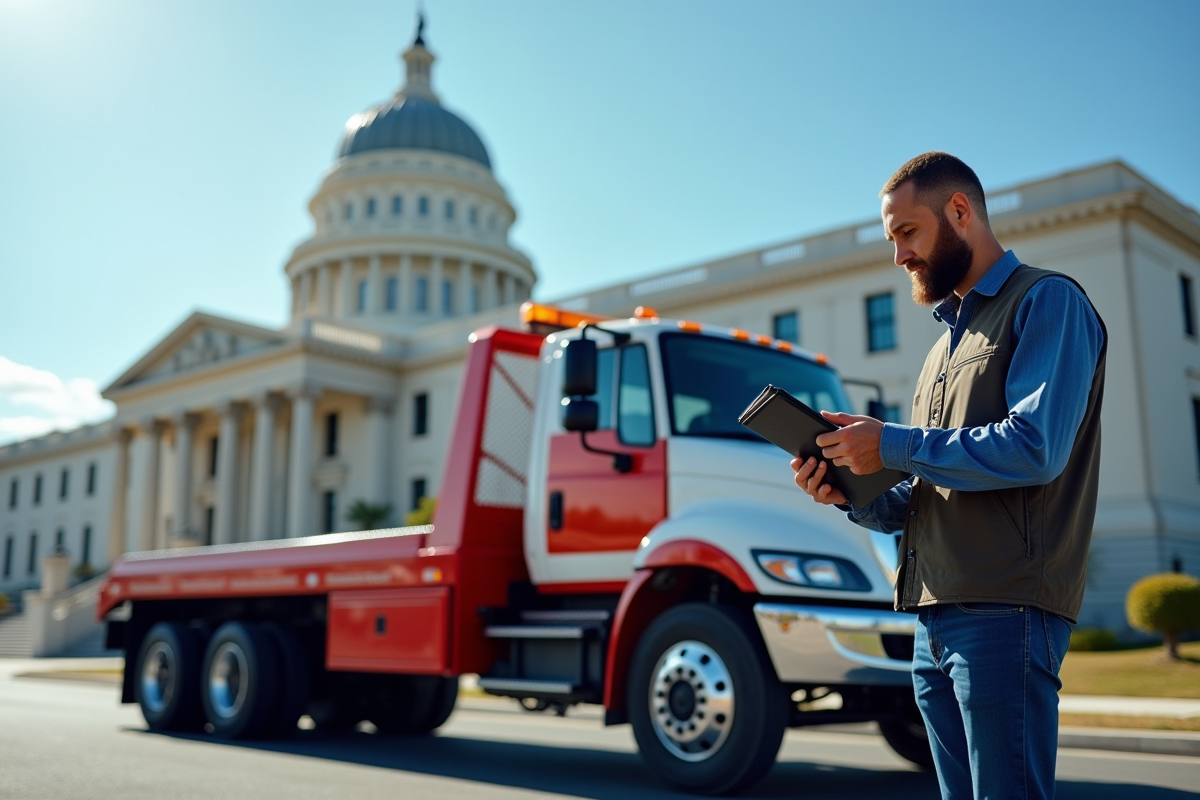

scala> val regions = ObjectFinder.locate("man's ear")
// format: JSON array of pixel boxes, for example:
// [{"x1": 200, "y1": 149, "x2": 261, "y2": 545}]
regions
[{"x1": 946, "y1": 191, "x2": 973, "y2": 228}]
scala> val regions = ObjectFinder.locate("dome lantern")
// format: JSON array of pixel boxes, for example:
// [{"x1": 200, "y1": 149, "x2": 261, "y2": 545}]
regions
[{"x1": 400, "y1": 15, "x2": 437, "y2": 102}]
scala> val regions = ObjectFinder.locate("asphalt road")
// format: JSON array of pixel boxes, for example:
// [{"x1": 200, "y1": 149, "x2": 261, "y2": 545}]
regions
[{"x1": 2, "y1": 661, "x2": 1198, "y2": 800}]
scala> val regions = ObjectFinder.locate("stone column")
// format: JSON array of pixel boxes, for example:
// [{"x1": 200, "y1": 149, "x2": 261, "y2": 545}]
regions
[
  {"x1": 317, "y1": 263, "x2": 332, "y2": 318},
  {"x1": 107, "y1": 428, "x2": 131, "y2": 564},
  {"x1": 501, "y1": 272, "x2": 514, "y2": 306},
  {"x1": 458, "y1": 260, "x2": 473, "y2": 316},
  {"x1": 431, "y1": 256, "x2": 443, "y2": 317},
  {"x1": 213, "y1": 401, "x2": 242, "y2": 545},
  {"x1": 368, "y1": 254, "x2": 382, "y2": 315},
  {"x1": 171, "y1": 413, "x2": 198, "y2": 543},
  {"x1": 287, "y1": 385, "x2": 318, "y2": 538},
  {"x1": 298, "y1": 270, "x2": 313, "y2": 317},
  {"x1": 483, "y1": 266, "x2": 498, "y2": 310},
  {"x1": 399, "y1": 254, "x2": 412, "y2": 314},
  {"x1": 339, "y1": 257, "x2": 354, "y2": 318},
  {"x1": 365, "y1": 397, "x2": 394, "y2": 508},
  {"x1": 248, "y1": 393, "x2": 280, "y2": 541},
  {"x1": 130, "y1": 419, "x2": 163, "y2": 553}
]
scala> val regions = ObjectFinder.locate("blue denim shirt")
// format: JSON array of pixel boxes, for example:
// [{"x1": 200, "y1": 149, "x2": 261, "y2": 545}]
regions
[{"x1": 845, "y1": 250, "x2": 1106, "y2": 533}]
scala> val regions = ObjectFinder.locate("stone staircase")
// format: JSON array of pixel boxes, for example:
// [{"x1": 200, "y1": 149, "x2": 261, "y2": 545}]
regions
[{"x1": 0, "y1": 612, "x2": 32, "y2": 658}]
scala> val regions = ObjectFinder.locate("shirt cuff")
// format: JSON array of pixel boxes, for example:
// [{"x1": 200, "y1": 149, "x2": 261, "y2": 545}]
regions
[{"x1": 880, "y1": 423, "x2": 918, "y2": 473}]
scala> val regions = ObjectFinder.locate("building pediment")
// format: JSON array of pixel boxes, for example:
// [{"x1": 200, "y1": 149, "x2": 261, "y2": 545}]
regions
[{"x1": 104, "y1": 311, "x2": 287, "y2": 394}]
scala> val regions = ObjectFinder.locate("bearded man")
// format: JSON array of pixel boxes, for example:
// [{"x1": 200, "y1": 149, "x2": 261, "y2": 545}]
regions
[{"x1": 792, "y1": 152, "x2": 1106, "y2": 800}]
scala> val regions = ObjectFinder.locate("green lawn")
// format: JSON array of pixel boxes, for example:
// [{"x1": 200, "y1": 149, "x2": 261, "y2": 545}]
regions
[{"x1": 1060, "y1": 641, "x2": 1200, "y2": 698}]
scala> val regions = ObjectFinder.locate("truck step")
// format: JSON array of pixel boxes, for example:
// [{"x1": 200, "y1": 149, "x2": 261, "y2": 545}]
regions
[
  {"x1": 485, "y1": 625, "x2": 587, "y2": 640},
  {"x1": 519, "y1": 609, "x2": 611, "y2": 624},
  {"x1": 477, "y1": 677, "x2": 576, "y2": 695}
]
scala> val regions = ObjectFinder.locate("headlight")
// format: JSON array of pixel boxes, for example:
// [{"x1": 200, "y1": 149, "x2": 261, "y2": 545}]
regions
[{"x1": 752, "y1": 550, "x2": 871, "y2": 592}]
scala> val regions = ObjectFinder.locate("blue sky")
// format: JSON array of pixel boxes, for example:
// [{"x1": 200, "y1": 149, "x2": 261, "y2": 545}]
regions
[{"x1": 1, "y1": 0, "x2": 1197, "y2": 442}]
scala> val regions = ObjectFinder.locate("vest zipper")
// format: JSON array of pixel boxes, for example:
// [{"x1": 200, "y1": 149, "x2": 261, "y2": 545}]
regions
[{"x1": 903, "y1": 549, "x2": 917, "y2": 608}]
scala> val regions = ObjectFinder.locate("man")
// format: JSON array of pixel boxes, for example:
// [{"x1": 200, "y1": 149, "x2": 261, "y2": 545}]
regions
[{"x1": 792, "y1": 152, "x2": 1106, "y2": 800}]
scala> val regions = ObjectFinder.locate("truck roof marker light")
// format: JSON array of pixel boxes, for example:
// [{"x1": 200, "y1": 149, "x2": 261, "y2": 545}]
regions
[
  {"x1": 677, "y1": 320, "x2": 703, "y2": 333},
  {"x1": 633, "y1": 306, "x2": 659, "y2": 319},
  {"x1": 520, "y1": 301, "x2": 611, "y2": 333},
  {"x1": 775, "y1": 340, "x2": 793, "y2": 353},
  {"x1": 731, "y1": 328, "x2": 751, "y2": 341},
  {"x1": 815, "y1": 353, "x2": 828, "y2": 364},
  {"x1": 421, "y1": 566, "x2": 443, "y2": 584},
  {"x1": 755, "y1": 334, "x2": 772, "y2": 346}
]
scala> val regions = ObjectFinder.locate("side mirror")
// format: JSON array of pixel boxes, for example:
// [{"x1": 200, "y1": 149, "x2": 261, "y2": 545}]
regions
[
  {"x1": 563, "y1": 338, "x2": 597, "y2": 397},
  {"x1": 562, "y1": 397, "x2": 599, "y2": 433},
  {"x1": 867, "y1": 399, "x2": 888, "y2": 421}
]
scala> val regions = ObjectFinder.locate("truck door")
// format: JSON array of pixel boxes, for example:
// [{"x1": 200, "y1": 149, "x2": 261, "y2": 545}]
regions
[{"x1": 546, "y1": 343, "x2": 666, "y2": 562}]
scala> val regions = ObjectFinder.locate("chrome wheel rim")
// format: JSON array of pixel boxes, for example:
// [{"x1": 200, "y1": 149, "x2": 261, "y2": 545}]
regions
[
  {"x1": 208, "y1": 641, "x2": 249, "y2": 719},
  {"x1": 648, "y1": 640, "x2": 734, "y2": 762},
  {"x1": 140, "y1": 640, "x2": 175, "y2": 713}
]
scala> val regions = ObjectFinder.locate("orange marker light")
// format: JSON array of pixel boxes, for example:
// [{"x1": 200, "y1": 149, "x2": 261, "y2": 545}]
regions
[
  {"x1": 731, "y1": 329, "x2": 751, "y2": 341},
  {"x1": 775, "y1": 340, "x2": 793, "y2": 352},
  {"x1": 815, "y1": 353, "x2": 828, "y2": 364},
  {"x1": 755, "y1": 334, "x2": 772, "y2": 346},
  {"x1": 633, "y1": 306, "x2": 659, "y2": 319},
  {"x1": 678, "y1": 320, "x2": 703, "y2": 332}
]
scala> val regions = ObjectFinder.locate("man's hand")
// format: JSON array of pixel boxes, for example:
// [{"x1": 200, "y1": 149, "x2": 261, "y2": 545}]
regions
[
  {"x1": 815, "y1": 411, "x2": 885, "y2": 475},
  {"x1": 791, "y1": 456, "x2": 848, "y2": 505}
]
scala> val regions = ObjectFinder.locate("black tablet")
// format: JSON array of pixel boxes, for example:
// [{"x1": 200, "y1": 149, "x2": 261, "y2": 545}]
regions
[{"x1": 738, "y1": 384, "x2": 910, "y2": 507}]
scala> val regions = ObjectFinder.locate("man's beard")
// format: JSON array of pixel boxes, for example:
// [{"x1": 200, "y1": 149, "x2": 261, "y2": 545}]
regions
[{"x1": 907, "y1": 214, "x2": 974, "y2": 305}]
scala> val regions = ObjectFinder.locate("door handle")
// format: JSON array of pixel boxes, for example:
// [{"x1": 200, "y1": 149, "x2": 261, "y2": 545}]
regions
[{"x1": 549, "y1": 491, "x2": 563, "y2": 531}]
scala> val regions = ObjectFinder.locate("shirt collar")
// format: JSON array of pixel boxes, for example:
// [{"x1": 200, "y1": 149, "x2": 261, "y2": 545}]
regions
[{"x1": 931, "y1": 250, "x2": 1020, "y2": 326}]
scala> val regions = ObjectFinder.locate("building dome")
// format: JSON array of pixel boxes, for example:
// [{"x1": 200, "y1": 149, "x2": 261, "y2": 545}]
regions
[
  {"x1": 337, "y1": 96, "x2": 491, "y2": 168},
  {"x1": 335, "y1": 18, "x2": 491, "y2": 170}
]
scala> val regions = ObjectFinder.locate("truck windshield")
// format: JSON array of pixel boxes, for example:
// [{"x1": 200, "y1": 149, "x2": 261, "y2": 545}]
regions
[{"x1": 659, "y1": 333, "x2": 852, "y2": 440}]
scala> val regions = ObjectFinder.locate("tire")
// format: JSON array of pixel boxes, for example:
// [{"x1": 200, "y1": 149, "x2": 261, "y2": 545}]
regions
[
  {"x1": 261, "y1": 622, "x2": 311, "y2": 739},
  {"x1": 370, "y1": 675, "x2": 458, "y2": 735},
  {"x1": 134, "y1": 621, "x2": 203, "y2": 732},
  {"x1": 200, "y1": 622, "x2": 281, "y2": 739},
  {"x1": 879, "y1": 699, "x2": 935, "y2": 770},
  {"x1": 628, "y1": 603, "x2": 788, "y2": 795}
]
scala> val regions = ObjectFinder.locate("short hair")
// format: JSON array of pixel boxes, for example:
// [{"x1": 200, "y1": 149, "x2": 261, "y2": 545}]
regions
[{"x1": 880, "y1": 152, "x2": 989, "y2": 223}]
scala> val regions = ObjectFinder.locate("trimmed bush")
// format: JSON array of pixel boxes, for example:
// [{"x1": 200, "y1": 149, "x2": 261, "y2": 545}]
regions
[
  {"x1": 0, "y1": 591, "x2": 8, "y2": 612},
  {"x1": 346, "y1": 500, "x2": 393, "y2": 531},
  {"x1": 405, "y1": 496, "x2": 437, "y2": 527},
  {"x1": 1126, "y1": 573, "x2": 1200, "y2": 659},
  {"x1": 1069, "y1": 627, "x2": 1118, "y2": 651}
]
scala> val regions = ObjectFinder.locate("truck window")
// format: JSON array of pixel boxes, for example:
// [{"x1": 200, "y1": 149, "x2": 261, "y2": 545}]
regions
[
  {"x1": 618, "y1": 344, "x2": 655, "y2": 446},
  {"x1": 659, "y1": 333, "x2": 851, "y2": 439},
  {"x1": 591, "y1": 347, "x2": 616, "y2": 430}
]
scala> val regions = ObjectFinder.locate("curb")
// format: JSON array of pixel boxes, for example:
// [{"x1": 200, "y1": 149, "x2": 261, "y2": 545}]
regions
[{"x1": 1059, "y1": 726, "x2": 1200, "y2": 758}]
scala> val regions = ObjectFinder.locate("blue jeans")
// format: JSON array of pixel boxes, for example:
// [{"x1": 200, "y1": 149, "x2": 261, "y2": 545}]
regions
[{"x1": 912, "y1": 603, "x2": 1073, "y2": 800}]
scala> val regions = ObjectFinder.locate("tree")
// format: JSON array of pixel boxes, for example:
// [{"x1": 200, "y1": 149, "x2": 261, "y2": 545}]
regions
[
  {"x1": 405, "y1": 496, "x2": 437, "y2": 527},
  {"x1": 1126, "y1": 573, "x2": 1200, "y2": 659},
  {"x1": 346, "y1": 500, "x2": 393, "y2": 531}
]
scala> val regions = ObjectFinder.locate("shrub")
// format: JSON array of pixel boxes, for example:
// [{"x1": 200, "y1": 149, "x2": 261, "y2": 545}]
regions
[
  {"x1": 1126, "y1": 573, "x2": 1200, "y2": 659},
  {"x1": 1069, "y1": 627, "x2": 1118, "y2": 651},
  {"x1": 346, "y1": 500, "x2": 393, "y2": 531},
  {"x1": 405, "y1": 496, "x2": 437, "y2": 527},
  {"x1": 0, "y1": 591, "x2": 8, "y2": 613},
  {"x1": 73, "y1": 562, "x2": 96, "y2": 582}
]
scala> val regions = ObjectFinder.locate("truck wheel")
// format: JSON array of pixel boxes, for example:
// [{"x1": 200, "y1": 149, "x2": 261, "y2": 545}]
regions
[
  {"x1": 628, "y1": 603, "x2": 788, "y2": 795},
  {"x1": 261, "y1": 622, "x2": 311, "y2": 738},
  {"x1": 879, "y1": 701, "x2": 934, "y2": 770},
  {"x1": 135, "y1": 622, "x2": 203, "y2": 732},
  {"x1": 201, "y1": 622, "x2": 280, "y2": 739},
  {"x1": 371, "y1": 675, "x2": 458, "y2": 735}
]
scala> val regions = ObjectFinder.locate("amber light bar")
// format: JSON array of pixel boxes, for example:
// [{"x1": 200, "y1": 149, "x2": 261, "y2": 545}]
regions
[{"x1": 520, "y1": 302, "x2": 612, "y2": 334}]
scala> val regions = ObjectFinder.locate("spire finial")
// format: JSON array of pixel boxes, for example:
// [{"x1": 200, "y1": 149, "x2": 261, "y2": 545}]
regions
[
  {"x1": 399, "y1": 9, "x2": 438, "y2": 102},
  {"x1": 414, "y1": 10, "x2": 426, "y2": 47}
]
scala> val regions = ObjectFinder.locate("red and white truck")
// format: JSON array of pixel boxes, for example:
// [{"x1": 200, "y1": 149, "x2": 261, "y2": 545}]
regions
[{"x1": 97, "y1": 304, "x2": 928, "y2": 794}]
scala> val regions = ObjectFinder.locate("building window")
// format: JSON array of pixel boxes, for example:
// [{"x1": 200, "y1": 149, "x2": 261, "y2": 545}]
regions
[
  {"x1": 385, "y1": 276, "x2": 398, "y2": 311},
  {"x1": 8, "y1": 478, "x2": 16, "y2": 509},
  {"x1": 2, "y1": 536, "x2": 11, "y2": 579},
  {"x1": 59, "y1": 468, "x2": 69, "y2": 500},
  {"x1": 33, "y1": 474, "x2": 42, "y2": 506},
  {"x1": 325, "y1": 412, "x2": 339, "y2": 457},
  {"x1": 418, "y1": 196, "x2": 429, "y2": 217},
  {"x1": 413, "y1": 393, "x2": 429, "y2": 436},
  {"x1": 344, "y1": 202, "x2": 353, "y2": 221},
  {"x1": 27, "y1": 532, "x2": 37, "y2": 575},
  {"x1": 86, "y1": 463, "x2": 96, "y2": 496},
  {"x1": 468, "y1": 206, "x2": 477, "y2": 226},
  {"x1": 469, "y1": 285, "x2": 479, "y2": 314},
  {"x1": 444, "y1": 199, "x2": 455, "y2": 220},
  {"x1": 366, "y1": 197, "x2": 376, "y2": 217},
  {"x1": 415, "y1": 276, "x2": 429, "y2": 312},
  {"x1": 866, "y1": 292, "x2": 896, "y2": 353},
  {"x1": 410, "y1": 478, "x2": 427, "y2": 512},
  {"x1": 1193, "y1": 397, "x2": 1200, "y2": 478},
  {"x1": 442, "y1": 279, "x2": 453, "y2": 315},
  {"x1": 208, "y1": 437, "x2": 219, "y2": 478},
  {"x1": 773, "y1": 311, "x2": 799, "y2": 344},
  {"x1": 357, "y1": 279, "x2": 368, "y2": 313},
  {"x1": 322, "y1": 490, "x2": 338, "y2": 533},
  {"x1": 204, "y1": 506, "x2": 215, "y2": 546},
  {"x1": 54, "y1": 528, "x2": 64, "y2": 552},
  {"x1": 81, "y1": 525, "x2": 92, "y2": 565},
  {"x1": 392, "y1": 195, "x2": 402, "y2": 215},
  {"x1": 1183, "y1": 274, "x2": 1197, "y2": 338}
]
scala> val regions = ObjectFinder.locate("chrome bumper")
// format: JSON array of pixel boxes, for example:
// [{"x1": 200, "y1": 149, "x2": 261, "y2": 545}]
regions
[{"x1": 753, "y1": 602, "x2": 916, "y2": 686}]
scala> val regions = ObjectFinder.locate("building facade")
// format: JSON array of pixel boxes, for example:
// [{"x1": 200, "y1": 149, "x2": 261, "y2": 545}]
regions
[{"x1": 2, "y1": 28, "x2": 1198, "y2": 633}]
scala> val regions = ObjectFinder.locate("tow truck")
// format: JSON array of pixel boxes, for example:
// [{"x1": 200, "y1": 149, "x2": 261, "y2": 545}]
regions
[{"x1": 98, "y1": 303, "x2": 928, "y2": 794}]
